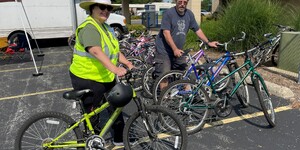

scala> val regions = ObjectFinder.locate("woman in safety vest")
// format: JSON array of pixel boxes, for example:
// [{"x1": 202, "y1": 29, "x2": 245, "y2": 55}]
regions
[{"x1": 69, "y1": 0, "x2": 133, "y2": 146}]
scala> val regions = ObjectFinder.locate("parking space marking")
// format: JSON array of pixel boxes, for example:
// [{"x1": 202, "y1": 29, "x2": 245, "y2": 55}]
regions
[
  {"x1": 0, "y1": 63, "x2": 70, "y2": 73},
  {"x1": 204, "y1": 105, "x2": 291, "y2": 128},
  {"x1": 0, "y1": 88, "x2": 73, "y2": 101},
  {"x1": 42, "y1": 50, "x2": 72, "y2": 55}
]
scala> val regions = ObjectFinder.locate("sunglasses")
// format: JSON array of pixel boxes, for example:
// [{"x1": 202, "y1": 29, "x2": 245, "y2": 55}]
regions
[
  {"x1": 177, "y1": 1, "x2": 188, "y2": 5},
  {"x1": 97, "y1": 4, "x2": 113, "y2": 11}
]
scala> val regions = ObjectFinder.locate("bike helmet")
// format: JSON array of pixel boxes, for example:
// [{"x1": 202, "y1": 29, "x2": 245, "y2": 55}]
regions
[{"x1": 106, "y1": 83, "x2": 133, "y2": 107}]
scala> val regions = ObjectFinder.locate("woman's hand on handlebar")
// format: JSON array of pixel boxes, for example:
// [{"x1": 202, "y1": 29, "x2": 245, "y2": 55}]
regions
[{"x1": 115, "y1": 67, "x2": 127, "y2": 77}]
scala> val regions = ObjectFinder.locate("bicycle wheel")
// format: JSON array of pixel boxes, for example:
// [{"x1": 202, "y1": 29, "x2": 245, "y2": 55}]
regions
[
  {"x1": 158, "y1": 79, "x2": 210, "y2": 134},
  {"x1": 68, "y1": 33, "x2": 76, "y2": 51},
  {"x1": 252, "y1": 48, "x2": 265, "y2": 68},
  {"x1": 119, "y1": 56, "x2": 148, "y2": 91},
  {"x1": 228, "y1": 64, "x2": 250, "y2": 108},
  {"x1": 123, "y1": 105, "x2": 188, "y2": 150},
  {"x1": 253, "y1": 76, "x2": 276, "y2": 127},
  {"x1": 271, "y1": 44, "x2": 279, "y2": 66},
  {"x1": 15, "y1": 111, "x2": 84, "y2": 150},
  {"x1": 142, "y1": 66, "x2": 155, "y2": 97},
  {"x1": 152, "y1": 70, "x2": 185, "y2": 104},
  {"x1": 211, "y1": 64, "x2": 231, "y2": 92}
]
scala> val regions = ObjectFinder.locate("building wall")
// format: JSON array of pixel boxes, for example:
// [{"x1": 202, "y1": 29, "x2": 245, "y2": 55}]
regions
[{"x1": 187, "y1": 0, "x2": 201, "y2": 23}]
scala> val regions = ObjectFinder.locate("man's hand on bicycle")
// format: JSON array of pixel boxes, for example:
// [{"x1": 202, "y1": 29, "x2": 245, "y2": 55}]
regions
[
  {"x1": 173, "y1": 48, "x2": 184, "y2": 57},
  {"x1": 208, "y1": 41, "x2": 219, "y2": 48}
]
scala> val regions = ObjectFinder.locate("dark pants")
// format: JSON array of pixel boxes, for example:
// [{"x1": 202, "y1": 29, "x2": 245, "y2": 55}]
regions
[{"x1": 69, "y1": 72, "x2": 124, "y2": 142}]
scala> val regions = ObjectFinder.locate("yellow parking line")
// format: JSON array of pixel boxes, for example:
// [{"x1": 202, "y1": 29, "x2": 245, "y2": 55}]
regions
[
  {"x1": 204, "y1": 105, "x2": 292, "y2": 128},
  {"x1": 0, "y1": 88, "x2": 73, "y2": 101},
  {"x1": 0, "y1": 86, "x2": 294, "y2": 149},
  {"x1": 0, "y1": 63, "x2": 70, "y2": 73}
]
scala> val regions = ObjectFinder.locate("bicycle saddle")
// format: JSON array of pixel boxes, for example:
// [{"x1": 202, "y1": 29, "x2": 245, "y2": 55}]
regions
[{"x1": 63, "y1": 89, "x2": 92, "y2": 100}]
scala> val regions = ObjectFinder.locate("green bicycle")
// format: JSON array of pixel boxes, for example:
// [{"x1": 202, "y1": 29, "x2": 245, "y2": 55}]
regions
[
  {"x1": 15, "y1": 71, "x2": 188, "y2": 150},
  {"x1": 158, "y1": 32, "x2": 276, "y2": 134}
]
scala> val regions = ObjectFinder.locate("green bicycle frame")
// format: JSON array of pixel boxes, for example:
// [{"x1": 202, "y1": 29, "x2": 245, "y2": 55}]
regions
[
  {"x1": 43, "y1": 89, "x2": 137, "y2": 149},
  {"x1": 182, "y1": 55, "x2": 270, "y2": 110}
]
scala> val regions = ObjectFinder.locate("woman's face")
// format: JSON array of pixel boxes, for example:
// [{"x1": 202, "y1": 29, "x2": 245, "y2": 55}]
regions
[{"x1": 92, "y1": 4, "x2": 113, "y2": 23}]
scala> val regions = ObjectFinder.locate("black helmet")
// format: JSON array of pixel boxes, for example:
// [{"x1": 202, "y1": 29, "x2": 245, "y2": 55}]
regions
[{"x1": 106, "y1": 83, "x2": 133, "y2": 107}]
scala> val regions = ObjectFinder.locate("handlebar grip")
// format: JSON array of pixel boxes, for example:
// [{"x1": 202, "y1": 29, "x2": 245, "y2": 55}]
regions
[{"x1": 182, "y1": 48, "x2": 193, "y2": 55}]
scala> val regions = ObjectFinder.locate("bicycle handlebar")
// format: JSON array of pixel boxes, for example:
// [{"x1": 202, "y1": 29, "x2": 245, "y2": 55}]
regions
[
  {"x1": 217, "y1": 31, "x2": 246, "y2": 51},
  {"x1": 274, "y1": 24, "x2": 295, "y2": 31}
]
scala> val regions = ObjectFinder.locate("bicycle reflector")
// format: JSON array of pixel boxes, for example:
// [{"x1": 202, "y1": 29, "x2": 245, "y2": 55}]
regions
[{"x1": 107, "y1": 83, "x2": 133, "y2": 107}]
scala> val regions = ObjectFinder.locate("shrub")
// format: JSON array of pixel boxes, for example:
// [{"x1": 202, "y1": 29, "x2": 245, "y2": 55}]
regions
[
  {"x1": 126, "y1": 24, "x2": 147, "y2": 37},
  {"x1": 200, "y1": 0, "x2": 284, "y2": 51}
]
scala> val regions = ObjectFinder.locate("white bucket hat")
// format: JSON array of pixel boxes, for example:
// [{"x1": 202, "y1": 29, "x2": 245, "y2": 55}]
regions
[{"x1": 79, "y1": 0, "x2": 118, "y2": 11}]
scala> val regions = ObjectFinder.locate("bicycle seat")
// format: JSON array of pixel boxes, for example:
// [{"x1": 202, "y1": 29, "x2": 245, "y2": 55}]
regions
[{"x1": 63, "y1": 89, "x2": 92, "y2": 100}]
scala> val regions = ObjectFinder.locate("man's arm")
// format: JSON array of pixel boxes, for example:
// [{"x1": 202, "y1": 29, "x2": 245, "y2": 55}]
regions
[
  {"x1": 195, "y1": 29, "x2": 218, "y2": 48},
  {"x1": 163, "y1": 30, "x2": 184, "y2": 57}
]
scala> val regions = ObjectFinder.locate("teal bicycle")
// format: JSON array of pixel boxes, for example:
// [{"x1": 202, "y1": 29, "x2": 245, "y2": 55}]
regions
[{"x1": 158, "y1": 32, "x2": 275, "y2": 134}]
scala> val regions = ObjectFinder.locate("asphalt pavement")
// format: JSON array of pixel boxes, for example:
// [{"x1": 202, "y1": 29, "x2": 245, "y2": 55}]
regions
[{"x1": 0, "y1": 40, "x2": 300, "y2": 149}]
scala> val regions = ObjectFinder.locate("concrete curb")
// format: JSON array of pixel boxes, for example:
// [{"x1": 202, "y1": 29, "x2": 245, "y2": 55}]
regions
[
  {"x1": 244, "y1": 75, "x2": 294, "y2": 99},
  {"x1": 265, "y1": 81, "x2": 294, "y2": 99}
]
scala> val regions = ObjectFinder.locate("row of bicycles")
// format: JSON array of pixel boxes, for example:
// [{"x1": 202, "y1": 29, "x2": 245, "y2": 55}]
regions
[{"x1": 14, "y1": 25, "x2": 294, "y2": 149}]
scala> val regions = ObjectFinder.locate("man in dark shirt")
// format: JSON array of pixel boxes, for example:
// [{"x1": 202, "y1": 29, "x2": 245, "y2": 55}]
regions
[{"x1": 153, "y1": 0, "x2": 218, "y2": 89}]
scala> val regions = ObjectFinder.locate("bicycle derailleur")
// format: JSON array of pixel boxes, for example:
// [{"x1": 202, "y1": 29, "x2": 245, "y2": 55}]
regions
[{"x1": 86, "y1": 135, "x2": 106, "y2": 150}]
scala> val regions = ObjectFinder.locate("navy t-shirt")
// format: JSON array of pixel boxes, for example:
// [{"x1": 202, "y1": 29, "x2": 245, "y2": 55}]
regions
[{"x1": 156, "y1": 7, "x2": 200, "y2": 55}]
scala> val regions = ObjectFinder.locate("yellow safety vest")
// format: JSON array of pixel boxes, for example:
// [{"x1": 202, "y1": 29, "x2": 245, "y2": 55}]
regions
[{"x1": 70, "y1": 16, "x2": 119, "y2": 82}]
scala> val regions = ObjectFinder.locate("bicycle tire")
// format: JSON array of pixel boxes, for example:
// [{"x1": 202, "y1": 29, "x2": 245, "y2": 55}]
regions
[
  {"x1": 142, "y1": 66, "x2": 155, "y2": 97},
  {"x1": 118, "y1": 56, "x2": 148, "y2": 91},
  {"x1": 253, "y1": 48, "x2": 265, "y2": 68},
  {"x1": 152, "y1": 70, "x2": 185, "y2": 104},
  {"x1": 253, "y1": 76, "x2": 276, "y2": 127},
  {"x1": 158, "y1": 79, "x2": 210, "y2": 134},
  {"x1": 228, "y1": 63, "x2": 250, "y2": 108},
  {"x1": 212, "y1": 64, "x2": 231, "y2": 92},
  {"x1": 68, "y1": 33, "x2": 76, "y2": 51},
  {"x1": 15, "y1": 111, "x2": 84, "y2": 150},
  {"x1": 123, "y1": 105, "x2": 188, "y2": 150},
  {"x1": 271, "y1": 44, "x2": 279, "y2": 66}
]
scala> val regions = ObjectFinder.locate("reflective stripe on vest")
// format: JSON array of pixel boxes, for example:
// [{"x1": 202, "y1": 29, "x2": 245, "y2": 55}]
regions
[
  {"x1": 69, "y1": 16, "x2": 119, "y2": 82},
  {"x1": 73, "y1": 47, "x2": 118, "y2": 60}
]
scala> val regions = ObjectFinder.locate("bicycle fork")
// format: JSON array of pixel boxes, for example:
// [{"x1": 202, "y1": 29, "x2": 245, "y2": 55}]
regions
[{"x1": 134, "y1": 97, "x2": 157, "y2": 140}]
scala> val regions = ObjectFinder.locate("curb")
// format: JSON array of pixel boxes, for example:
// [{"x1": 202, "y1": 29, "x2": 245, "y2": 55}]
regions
[
  {"x1": 244, "y1": 73, "x2": 295, "y2": 100},
  {"x1": 265, "y1": 81, "x2": 294, "y2": 99}
]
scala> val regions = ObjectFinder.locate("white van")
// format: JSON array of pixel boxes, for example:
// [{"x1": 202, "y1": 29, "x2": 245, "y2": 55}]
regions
[{"x1": 0, "y1": 0, "x2": 127, "y2": 43}]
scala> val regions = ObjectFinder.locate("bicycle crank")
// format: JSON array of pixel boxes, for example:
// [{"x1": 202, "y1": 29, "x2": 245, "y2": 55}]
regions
[
  {"x1": 213, "y1": 99, "x2": 232, "y2": 118},
  {"x1": 86, "y1": 135, "x2": 106, "y2": 150}
]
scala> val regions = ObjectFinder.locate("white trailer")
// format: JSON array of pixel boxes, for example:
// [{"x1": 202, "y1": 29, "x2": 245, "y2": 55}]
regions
[{"x1": 0, "y1": 0, "x2": 128, "y2": 43}]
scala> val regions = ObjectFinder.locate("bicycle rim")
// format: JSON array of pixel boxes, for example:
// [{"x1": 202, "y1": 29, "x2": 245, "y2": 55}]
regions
[
  {"x1": 253, "y1": 77, "x2": 276, "y2": 127},
  {"x1": 153, "y1": 71, "x2": 184, "y2": 104},
  {"x1": 124, "y1": 105, "x2": 187, "y2": 150},
  {"x1": 158, "y1": 80, "x2": 210, "y2": 134},
  {"x1": 231, "y1": 69, "x2": 250, "y2": 107},
  {"x1": 15, "y1": 112, "x2": 84, "y2": 150},
  {"x1": 213, "y1": 65, "x2": 231, "y2": 92},
  {"x1": 142, "y1": 66, "x2": 155, "y2": 97}
]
